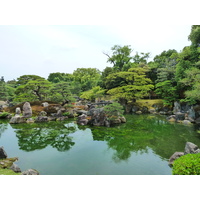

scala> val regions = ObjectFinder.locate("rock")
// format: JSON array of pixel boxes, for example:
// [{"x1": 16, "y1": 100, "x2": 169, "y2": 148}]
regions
[
  {"x1": 22, "y1": 169, "x2": 39, "y2": 175},
  {"x1": 56, "y1": 116, "x2": 68, "y2": 121},
  {"x1": 77, "y1": 114, "x2": 88, "y2": 125},
  {"x1": 35, "y1": 116, "x2": 48, "y2": 122},
  {"x1": 76, "y1": 109, "x2": 88, "y2": 115},
  {"x1": 136, "y1": 111, "x2": 142, "y2": 114},
  {"x1": 188, "y1": 106, "x2": 195, "y2": 120},
  {"x1": 26, "y1": 118, "x2": 35, "y2": 123},
  {"x1": 173, "y1": 101, "x2": 181, "y2": 114},
  {"x1": 23, "y1": 102, "x2": 32, "y2": 118},
  {"x1": 0, "y1": 147, "x2": 7, "y2": 159},
  {"x1": 42, "y1": 102, "x2": 49, "y2": 107},
  {"x1": 195, "y1": 117, "x2": 200, "y2": 124},
  {"x1": 159, "y1": 111, "x2": 167, "y2": 115},
  {"x1": 56, "y1": 109, "x2": 63, "y2": 117},
  {"x1": 184, "y1": 142, "x2": 200, "y2": 154},
  {"x1": 15, "y1": 107, "x2": 21, "y2": 115},
  {"x1": 132, "y1": 106, "x2": 140, "y2": 113},
  {"x1": 39, "y1": 111, "x2": 47, "y2": 116},
  {"x1": 169, "y1": 152, "x2": 184, "y2": 166},
  {"x1": 182, "y1": 120, "x2": 192, "y2": 125},
  {"x1": 149, "y1": 108, "x2": 156, "y2": 114},
  {"x1": 9, "y1": 116, "x2": 26, "y2": 124},
  {"x1": 119, "y1": 116, "x2": 126, "y2": 123},
  {"x1": 47, "y1": 116, "x2": 57, "y2": 121},
  {"x1": 10, "y1": 163, "x2": 21, "y2": 173},
  {"x1": 167, "y1": 115, "x2": 176, "y2": 121},
  {"x1": 141, "y1": 106, "x2": 149, "y2": 113},
  {"x1": 175, "y1": 112, "x2": 185, "y2": 121}
]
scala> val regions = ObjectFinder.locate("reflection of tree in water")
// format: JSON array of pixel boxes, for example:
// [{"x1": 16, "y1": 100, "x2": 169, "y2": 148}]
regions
[
  {"x1": 0, "y1": 121, "x2": 8, "y2": 138},
  {"x1": 13, "y1": 121, "x2": 77, "y2": 152},
  {"x1": 91, "y1": 125, "x2": 150, "y2": 163},
  {"x1": 90, "y1": 114, "x2": 200, "y2": 163}
]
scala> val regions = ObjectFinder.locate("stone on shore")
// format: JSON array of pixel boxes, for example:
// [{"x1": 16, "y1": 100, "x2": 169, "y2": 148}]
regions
[
  {"x1": 0, "y1": 146, "x2": 7, "y2": 159},
  {"x1": 23, "y1": 102, "x2": 32, "y2": 118},
  {"x1": 22, "y1": 169, "x2": 39, "y2": 175}
]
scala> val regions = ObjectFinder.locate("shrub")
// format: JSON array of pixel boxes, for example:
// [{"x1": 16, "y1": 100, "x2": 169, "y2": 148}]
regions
[
  {"x1": 63, "y1": 112, "x2": 70, "y2": 116},
  {"x1": 172, "y1": 153, "x2": 200, "y2": 175},
  {"x1": 0, "y1": 112, "x2": 10, "y2": 119},
  {"x1": 104, "y1": 102, "x2": 124, "y2": 120}
]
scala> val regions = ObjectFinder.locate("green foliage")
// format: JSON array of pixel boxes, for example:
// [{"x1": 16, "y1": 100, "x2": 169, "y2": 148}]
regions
[
  {"x1": 73, "y1": 68, "x2": 101, "y2": 92},
  {"x1": 50, "y1": 82, "x2": 75, "y2": 105},
  {"x1": 172, "y1": 153, "x2": 200, "y2": 175},
  {"x1": 155, "y1": 80, "x2": 178, "y2": 105},
  {"x1": 80, "y1": 86, "x2": 105, "y2": 102},
  {"x1": 63, "y1": 112, "x2": 70, "y2": 116},
  {"x1": 107, "y1": 66, "x2": 154, "y2": 103},
  {"x1": 0, "y1": 112, "x2": 10, "y2": 119},
  {"x1": 14, "y1": 75, "x2": 52, "y2": 103},
  {"x1": 104, "y1": 102, "x2": 124, "y2": 120},
  {"x1": 180, "y1": 67, "x2": 200, "y2": 104},
  {"x1": 188, "y1": 25, "x2": 200, "y2": 46}
]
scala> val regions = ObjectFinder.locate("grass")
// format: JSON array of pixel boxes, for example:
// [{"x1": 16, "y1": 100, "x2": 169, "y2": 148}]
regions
[
  {"x1": 0, "y1": 157, "x2": 21, "y2": 175},
  {"x1": 134, "y1": 99, "x2": 165, "y2": 109},
  {"x1": 0, "y1": 168, "x2": 21, "y2": 175}
]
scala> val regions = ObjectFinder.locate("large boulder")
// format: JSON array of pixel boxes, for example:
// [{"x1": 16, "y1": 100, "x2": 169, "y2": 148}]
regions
[
  {"x1": 0, "y1": 146, "x2": 7, "y2": 159},
  {"x1": 10, "y1": 163, "x2": 21, "y2": 173},
  {"x1": 184, "y1": 142, "x2": 200, "y2": 154},
  {"x1": 173, "y1": 101, "x2": 181, "y2": 114},
  {"x1": 15, "y1": 107, "x2": 21, "y2": 115},
  {"x1": 88, "y1": 108, "x2": 109, "y2": 126},
  {"x1": 169, "y1": 152, "x2": 184, "y2": 166},
  {"x1": 77, "y1": 114, "x2": 88, "y2": 125},
  {"x1": 23, "y1": 102, "x2": 32, "y2": 118},
  {"x1": 22, "y1": 169, "x2": 39, "y2": 175},
  {"x1": 9, "y1": 115, "x2": 26, "y2": 124}
]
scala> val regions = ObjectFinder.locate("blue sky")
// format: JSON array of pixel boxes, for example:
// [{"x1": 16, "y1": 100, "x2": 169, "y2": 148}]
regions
[{"x1": 0, "y1": 25, "x2": 192, "y2": 81}]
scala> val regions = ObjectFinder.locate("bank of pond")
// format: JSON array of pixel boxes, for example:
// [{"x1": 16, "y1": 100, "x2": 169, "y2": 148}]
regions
[{"x1": 1, "y1": 114, "x2": 200, "y2": 175}]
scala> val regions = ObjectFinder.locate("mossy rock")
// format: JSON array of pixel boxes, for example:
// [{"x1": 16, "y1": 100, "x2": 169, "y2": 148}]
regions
[
  {"x1": 0, "y1": 157, "x2": 20, "y2": 175},
  {"x1": 0, "y1": 157, "x2": 18, "y2": 169}
]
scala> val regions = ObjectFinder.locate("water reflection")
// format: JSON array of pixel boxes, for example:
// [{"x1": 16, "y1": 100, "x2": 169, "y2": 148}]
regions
[
  {"x1": 11, "y1": 121, "x2": 76, "y2": 152},
  {"x1": 90, "y1": 114, "x2": 200, "y2": 162},
  {"x1": 0, "y1": 120, "x2": 8, "y2": 138}
]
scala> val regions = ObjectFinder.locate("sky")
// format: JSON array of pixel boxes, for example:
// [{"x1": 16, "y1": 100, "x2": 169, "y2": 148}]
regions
[{"x1": 0, "y1": 25, "x2": 192, "y2": 81}]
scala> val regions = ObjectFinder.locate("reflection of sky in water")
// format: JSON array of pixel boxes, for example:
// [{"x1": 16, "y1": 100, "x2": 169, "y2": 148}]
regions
[{"x1": 0, "y1": 115, "x2": 199, "y2": 175}]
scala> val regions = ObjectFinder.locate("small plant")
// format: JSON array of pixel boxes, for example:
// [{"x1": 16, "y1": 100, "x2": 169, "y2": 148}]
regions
[
  {"x1": 172, "y1": 153, "x2": 200, "y2": 175},
  {"x1": 0, "y1": 112, "x2": 10, "y2": 119},
  {"x1": 63, "y1": 112, "x2": 70, "y2": 116},
  {"x1": 104, "y1": 102, "x2": 124, "y2": 120}
]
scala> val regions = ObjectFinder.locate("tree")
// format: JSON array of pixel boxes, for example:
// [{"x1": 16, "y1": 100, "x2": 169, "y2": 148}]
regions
[
  {"x1": 103, "y1": 45, "x2": 133, "y2": 71},
  {"x1": 47, "y1": 72, "x2": 74, "y2": 83},
  {"x1": 107, "y1": 65, "x2": 154, "y2": 106},
  {"x1": 14, "y1": 75, "x2": 52, "y2": 103},
  {"x1": 80, "y1": 86, "x2": 105, "y2": 102},
  {"x1": 188, "y1": 25, "x2": 200, "y2": 46},
  {"x1": 73, "y1": 68, "x2": 101, "y2": 92},
  {"x1": 180, "y1": 67, "x2": 200, "y2": 104},
  {"x1": 155, "y1": 80, "x2": 178, "y2": 105},
  {"x1": 50, "y1": 82, "x2": 75, "y2": 105}
]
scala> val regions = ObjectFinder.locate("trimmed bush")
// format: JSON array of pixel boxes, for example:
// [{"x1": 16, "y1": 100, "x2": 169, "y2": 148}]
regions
[
  {"x1": 172, "y1": 153, "x2": 200, "y2": 175},
  {"x1": 104, "y1": 102, "x2": 124, "y2": 120}
]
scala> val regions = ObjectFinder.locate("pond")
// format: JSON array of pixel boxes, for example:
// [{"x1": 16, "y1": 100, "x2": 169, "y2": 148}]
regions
[{"x1": 1, "y1": 114, "x2": 200, "y2": 175}]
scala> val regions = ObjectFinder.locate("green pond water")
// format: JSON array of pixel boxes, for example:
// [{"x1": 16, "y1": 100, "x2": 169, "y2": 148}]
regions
[{"x1": 1, "y1": 114, "x2": 200, "y2": 175}]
